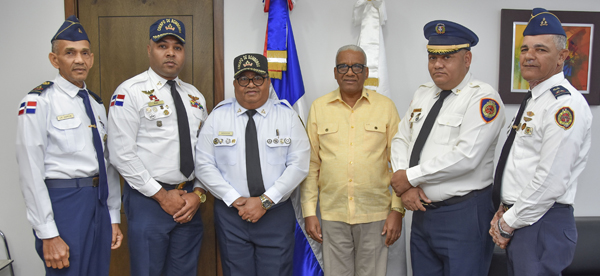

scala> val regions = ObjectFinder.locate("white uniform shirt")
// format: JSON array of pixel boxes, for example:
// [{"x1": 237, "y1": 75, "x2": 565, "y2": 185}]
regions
[
  {"x1": 391, "y1": 73, "x2": 505, "y2": 202},
  {"x1": 16, "y1": 75, "x2": 121, "y2": 239},
  {"x1": 195, "y1": 98, "x2": 310, "y2": 206},
  {"x1": 107, "y1": 68, "x2": 208, "y2": 197},
  {"x1": 501, "y1": 72, "x2": 592, "y2": 229}
]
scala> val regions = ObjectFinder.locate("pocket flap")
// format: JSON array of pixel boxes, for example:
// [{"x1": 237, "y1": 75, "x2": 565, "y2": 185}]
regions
[
  {"x1": 51, "y1": 117, "x2": 82, "y2": 130},
  {"x1": 266, "y1": 137, "x2": 291, "y2": 147},
  {"x1": 437, "y1": 114, "x2": 463, "y2": 127},
  {"x1": 317, "y1": 123, "x2": 338, "y2": 135},
  {"x1": 213, "y1": 136, "x2": 237, "y2": 146},
  {"x1": 364, "y1": 122, "x2": 386, "y2": 133}
]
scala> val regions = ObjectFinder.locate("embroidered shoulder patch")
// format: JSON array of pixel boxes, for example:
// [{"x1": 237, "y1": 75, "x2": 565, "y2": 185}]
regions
[
  {"x1": 550, "y1": 86, "x2": 571, "y2": 99},
  {"x1": 28, "y1": 81, "x2": 54, "y2": 95},
  {"x1": 480, "y1": 98, "x2": 500, "y2": 123},
  {"x1": 110, "y1": 94, "x2": 126, "y2": 107},
  {"x1": 18, "y1": 101, "x2": 38, "y2": 115},
  {"x1": 555, "y1": 107, "x2": 574, "y2": 130}
]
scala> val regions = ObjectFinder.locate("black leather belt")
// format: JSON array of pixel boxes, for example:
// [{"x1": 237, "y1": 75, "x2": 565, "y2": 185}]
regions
[
  {"x1": 422, "y1": 185, "x2": 492, "y2": 210},
  {"x1": 157, "y1": 180, "x2": 193, "y2": 190},
  {"x1": 45, "y1": 176, "x2": 99, "y2": 188},
  {"x1": 503, "y1": 202, "x2": 570, "y2": 212}
]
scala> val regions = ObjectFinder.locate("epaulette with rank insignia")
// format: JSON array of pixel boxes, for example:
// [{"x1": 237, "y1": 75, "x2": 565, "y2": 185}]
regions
[
  {"x1": 550, "y1": 86, "x2": 570, "y2": 99},
  {"x1": 28, "y1": 81, "x2": 54, "y2": 95},
  {"x1": 87, "y1": 90, "x2": 103, "y2": 104}
]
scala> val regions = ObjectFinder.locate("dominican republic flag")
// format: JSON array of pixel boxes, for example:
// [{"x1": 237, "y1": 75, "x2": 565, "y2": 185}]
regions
[
  {"x1": 263, "y1": 0, "x2": 308, "y2": 121},
  {"x1": 263, "y1": 1, "x2": 322, "y2": 276},
  {"x1": 110, "y1": 94, "x2": 125, "y2": 107},
  {"x1": 18, "y1": 101, "x2": 37, "y2": 115}
]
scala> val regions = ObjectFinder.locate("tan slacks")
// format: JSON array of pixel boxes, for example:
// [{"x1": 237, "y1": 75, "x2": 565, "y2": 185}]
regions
[{"x1": 322, "y1": 220, "x2": 388, "y2": 276}]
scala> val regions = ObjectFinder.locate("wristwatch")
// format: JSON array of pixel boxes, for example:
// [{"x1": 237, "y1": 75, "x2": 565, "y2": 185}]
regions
[
  {"x1": 260, "y1": 195, "x2": 273, "y2": 210},
  {"x1": 193, "y1": 190, "x2": 207, "y2": 204},
  {"x1": 497, "y1": 219, "x2": 513, "y2": 238},
  {"x1": 391, "y1": 207, "x2": 406, "y2": 218}
]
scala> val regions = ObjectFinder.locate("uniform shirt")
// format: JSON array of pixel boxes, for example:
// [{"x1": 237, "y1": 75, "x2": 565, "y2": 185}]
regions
[
  {"x1": 16, "y1": 75, "x2": 121, "y2": 239},
  {"x1": 501, "y1": 72, "x2": 592, "y2": 229},
  {"x1": 107, "y1": 68, "x2": 208, "y2": 197},
  {"x1": 391, "y1": 73, "x2": 505, "y2": 202},
  {"x1": 301, "y1": 88, "x2": 402, "y2": 225},
  {"x1": 195, "y1": 98, "x2": 310, "y2": 206}
]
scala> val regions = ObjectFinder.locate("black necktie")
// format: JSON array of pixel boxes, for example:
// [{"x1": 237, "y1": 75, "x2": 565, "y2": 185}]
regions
[
  {"x1": 167, "y1": 80, "x2": 194, "y2": 178},
  {"x1": 409, "y1": 90, "x2": 452, "y2": 167},
  {"x1": 492, "y1": 91, "x2": 532, "y2": 209},
  {"x1": 245, "y1": 109, "x2": 265, "y2": 197},
  {"x1": 77, "y1": 90, "x2": 108, "y2": 203}
]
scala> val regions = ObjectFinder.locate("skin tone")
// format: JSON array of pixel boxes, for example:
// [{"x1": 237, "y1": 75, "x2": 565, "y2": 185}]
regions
[
  {"x1": 333, "y1": 50, "x2": 369, "y2": 107},
  {"x1": 489, "y1": 34, "x2": 569, "y2": 248},
  {"x1": 147, "y1": 35, "x2": 205, "y2": 222},
  {"x1": 231, "y1": 70, "x2": 273, "y2": 223},
  {"x1": 390, "y1": 49, "x2": 472, "y2": 212},
  {"x1": 305, "y1": 49, "x2": 402, "y2": 247},
  {"x1": 44, "y1": 39, "x2": 123, "y2": 269}
]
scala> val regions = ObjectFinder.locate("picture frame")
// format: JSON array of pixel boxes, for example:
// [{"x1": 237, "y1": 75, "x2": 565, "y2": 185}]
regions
[{"x1": 498, "y1": 9, "x2": 600, "y2": 105}]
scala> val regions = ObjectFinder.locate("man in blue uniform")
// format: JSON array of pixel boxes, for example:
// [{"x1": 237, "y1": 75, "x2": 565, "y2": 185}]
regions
[
  {"x1": 107, "y1": 18, "x2": 208, "y2": 276},
  {"x1": 195, "y1": 53, "x2": 310, "y2": 276},
  {"x1": 490, "y1": 8, "x2": 593, "y2": 276},
  {"x1": 16, "y1": 15, "x2": 122, "y2": 275}
]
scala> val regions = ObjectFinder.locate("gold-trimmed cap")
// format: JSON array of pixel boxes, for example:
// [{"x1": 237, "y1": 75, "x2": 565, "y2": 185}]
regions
[
  {"x1": 424, "y1": 20, "x2": 478, "y2": 55},
  {"x1": 233, "y1": 53, "x2": 268, "y2": 78},
  {"x1": 523, "y1": 8, "x2": 566, "y2": 37},
  {"x1": 149, "y1": 18, "x2": 186, "y2": 44}
]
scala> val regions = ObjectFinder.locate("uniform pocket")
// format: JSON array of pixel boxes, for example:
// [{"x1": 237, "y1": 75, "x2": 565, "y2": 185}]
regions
[
  {"x1": 266, "y1": 138, "x2": 291, "y2": 165},
  {"x1": 214, "y1": 136, "x2": 238, "y2": 166},
  {"x1": 434, "y1": 114, "x2": 463, "y2": 144},
  {"x1": 51, "y1": 118, "x2": 84, "y2": 153}
]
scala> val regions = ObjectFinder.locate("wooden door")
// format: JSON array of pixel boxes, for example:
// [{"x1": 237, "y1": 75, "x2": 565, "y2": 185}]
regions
[{"x1": 64, "y1": 0, "x2": 224, "y2": 275}]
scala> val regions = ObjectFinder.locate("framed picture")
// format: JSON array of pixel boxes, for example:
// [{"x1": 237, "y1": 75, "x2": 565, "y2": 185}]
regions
[{"x1": 499, "y1": 9, "x2": 600, "y2": 105}]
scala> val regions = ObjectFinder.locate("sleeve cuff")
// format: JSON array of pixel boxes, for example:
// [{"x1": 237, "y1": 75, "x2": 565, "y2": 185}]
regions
[
  {"x1": 193, "y1": 179, "x2": 206, "y2": 190},
  {"x1": 109, "y1": 209, "x2": 121, "y2": 224},
  {"x1": 502, "y1": 208, "x2": 527, "y2": 229},
  {"x1": 301, "y1": 202, "x2": 317, "y2": 218},
  {"x1": 136, "y1": 178, "x2": 162, "y2": 197},
  {"x1": 406, "y1": 166, "x2": 423, "y2": 187},
  {"x1": 34, "y1": 221, "x2": 60, "y2": 240},
  {"x1": 391, "y1": 194, "x2": 404, "y2": 209},
  {"x1": 222, "y1": 189, "x2": 242, "y2": 207},
  {"x1": 264, "y1": 188, "x2": 283, "y2": 204}
]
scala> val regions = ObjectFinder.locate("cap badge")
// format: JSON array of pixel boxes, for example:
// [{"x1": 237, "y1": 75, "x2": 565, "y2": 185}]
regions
[
  {"x1": 436, "y1": 23, "x2": 445, "y2": 34},
  {"x1": 243, "y1": 60, "x2": 253, "y2": 67},
  {"x1": 540, "y1": 18, "x2": 548, "y2": 27},
  {"x1": 165, "y1": 24, "x2": 176, "y2": 31},
  {"x1": 78, "y1": 28, "x2": 82, "y2": 33}
]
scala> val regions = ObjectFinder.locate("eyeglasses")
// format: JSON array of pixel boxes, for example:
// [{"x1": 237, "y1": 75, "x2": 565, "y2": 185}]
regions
[
  {"x1": 236, "y1": 75, "x2": 268, "y2": 87},
  {"x1": 336, "y1": 63, "x2": 365, "y2": 74}
]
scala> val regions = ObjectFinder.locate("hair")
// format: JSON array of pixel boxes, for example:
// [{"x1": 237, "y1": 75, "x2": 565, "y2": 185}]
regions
[
  {"x1": 335, "y1": 45, "x2": 367, "y2": 65},
  {"x1": 553, "y1": 34, "x2": 567, "y2": 51},
  {"x1": 51, "y1": 40, "x2": 59, "y2": 53}
]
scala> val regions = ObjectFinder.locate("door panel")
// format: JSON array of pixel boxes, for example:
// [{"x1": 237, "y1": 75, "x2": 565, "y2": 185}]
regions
[{"x1": 72, "y1": 0, "x2": 221, "y2": 275}]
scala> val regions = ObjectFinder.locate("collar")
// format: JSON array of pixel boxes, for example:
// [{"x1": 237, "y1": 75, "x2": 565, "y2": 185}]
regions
[
  {"x1": 234, "y1": 98, "x2": 273, "y2": 118},
  {"x1": 434, "y1": 73, "x2": 472, "y2": 98},
  {"x1": 326, "y1": 87, "x2": 372, "y2": 104},
  {"x1": 147, "y1": 67, "x2": 181, "y2": 90},
  {"x1": 530, "y1": 72, "x2": 564, "y2": 100},
  {"x1": 54, "y1": 74, "x2": 87, "y2": 98}
]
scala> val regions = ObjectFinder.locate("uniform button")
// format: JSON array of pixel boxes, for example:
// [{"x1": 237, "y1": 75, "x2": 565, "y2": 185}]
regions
[
  {"x1": 352, "y1": 110, "x2": 354, "y2": 113},
  {"x1": 351, "y1": 126, "x2": 354, "y2": 128},
  {"x1": 350, "y1": 161, "x2": 353, "y2": 165},
  {"x1": 349, "y1": 179, "x2": 353, "y2": 182},
  {"x1": 349, "y1": 197, "x2": 354, "y2": 200},
  {"x1": 350, "y1": 143, "x2": 353, "y2": 146}
]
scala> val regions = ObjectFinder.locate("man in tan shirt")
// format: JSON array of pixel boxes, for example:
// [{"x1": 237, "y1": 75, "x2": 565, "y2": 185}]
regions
[{"x1": 301, "y1": 45, "x2": 404, "y2": 276}]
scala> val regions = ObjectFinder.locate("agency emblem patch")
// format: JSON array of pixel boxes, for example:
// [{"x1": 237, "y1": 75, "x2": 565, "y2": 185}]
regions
[
  {"x1": 480, "y1": 98, "x2": 500, "y2": 123},
  {"x1": 555, "y1": 107, "x2": 574, "y2": 130}
]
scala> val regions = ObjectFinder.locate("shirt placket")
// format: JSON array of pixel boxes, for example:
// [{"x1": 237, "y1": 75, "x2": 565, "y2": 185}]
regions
[{"x1": 348, "y1": 107, "x2": 356, "y2": 223}]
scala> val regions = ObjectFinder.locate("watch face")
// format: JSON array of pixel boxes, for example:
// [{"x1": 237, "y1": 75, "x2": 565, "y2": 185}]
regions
[{"x1": 200, "y1": 193, "x2": 207, "y2": 203}]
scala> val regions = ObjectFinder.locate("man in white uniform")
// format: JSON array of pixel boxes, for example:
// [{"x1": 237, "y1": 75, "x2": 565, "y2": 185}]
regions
[{"x1": 107, "y1": 18, "x2": 208, "y2": 276}]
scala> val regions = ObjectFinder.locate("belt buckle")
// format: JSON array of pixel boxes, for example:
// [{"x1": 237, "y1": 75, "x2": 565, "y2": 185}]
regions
[
  {"x1": 176, "y1": 182, "x2": 186, "y2": 190},
  {"x1": 421, "y1": 200, "x2": 438, "y2": 209},
  {"x1": 92, "y1": 177, "x2": 99, "y2": 187}
]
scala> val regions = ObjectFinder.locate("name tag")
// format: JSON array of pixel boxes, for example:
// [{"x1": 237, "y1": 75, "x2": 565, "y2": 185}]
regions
[
  {"x1": 57, "y1": 113, "x2": 74, "y2": 121},
  {"x1": 219, "y1": 131, "x2": 234, "y2": 136},
  {"x1": 148, "y1": 100, "x2": 165, "y2": 107}
]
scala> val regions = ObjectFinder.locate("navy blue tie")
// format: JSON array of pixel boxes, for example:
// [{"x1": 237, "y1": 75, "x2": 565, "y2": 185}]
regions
[
  {"x1": 167, "y1": 80, "x2": 194, "y2": 178},
  {"x1": 77, "y1": 89, "x2": 108, "y2": 204},
  {"x1": 245, "y1": 109, "x2": 265, "y2": 197},
  {"x1": 409, "y1": 90, "x2": 452, "y2": 167}
]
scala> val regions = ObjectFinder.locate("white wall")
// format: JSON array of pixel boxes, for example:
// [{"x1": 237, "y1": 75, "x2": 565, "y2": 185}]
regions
[{"x1": 1, "y1": 0, "x2": 598, "y2": 275}]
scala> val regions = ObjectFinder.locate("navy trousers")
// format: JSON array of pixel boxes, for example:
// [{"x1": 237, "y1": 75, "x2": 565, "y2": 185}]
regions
[
  {"x1": 35, "y1": 185, "x2": 112, "y2": 276},
  {"x1": 214, "y1": 198, "x2": 295, "y2": 276},
  {"x1": 506, "y1": 205, "x2": 577, "y2": 276},
  {"x1": 411, "y1": 186, "x2": 495, "y2": 276},
  {"x1": 123, "y1": 183, "x2": 203, "y2": 276}
]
